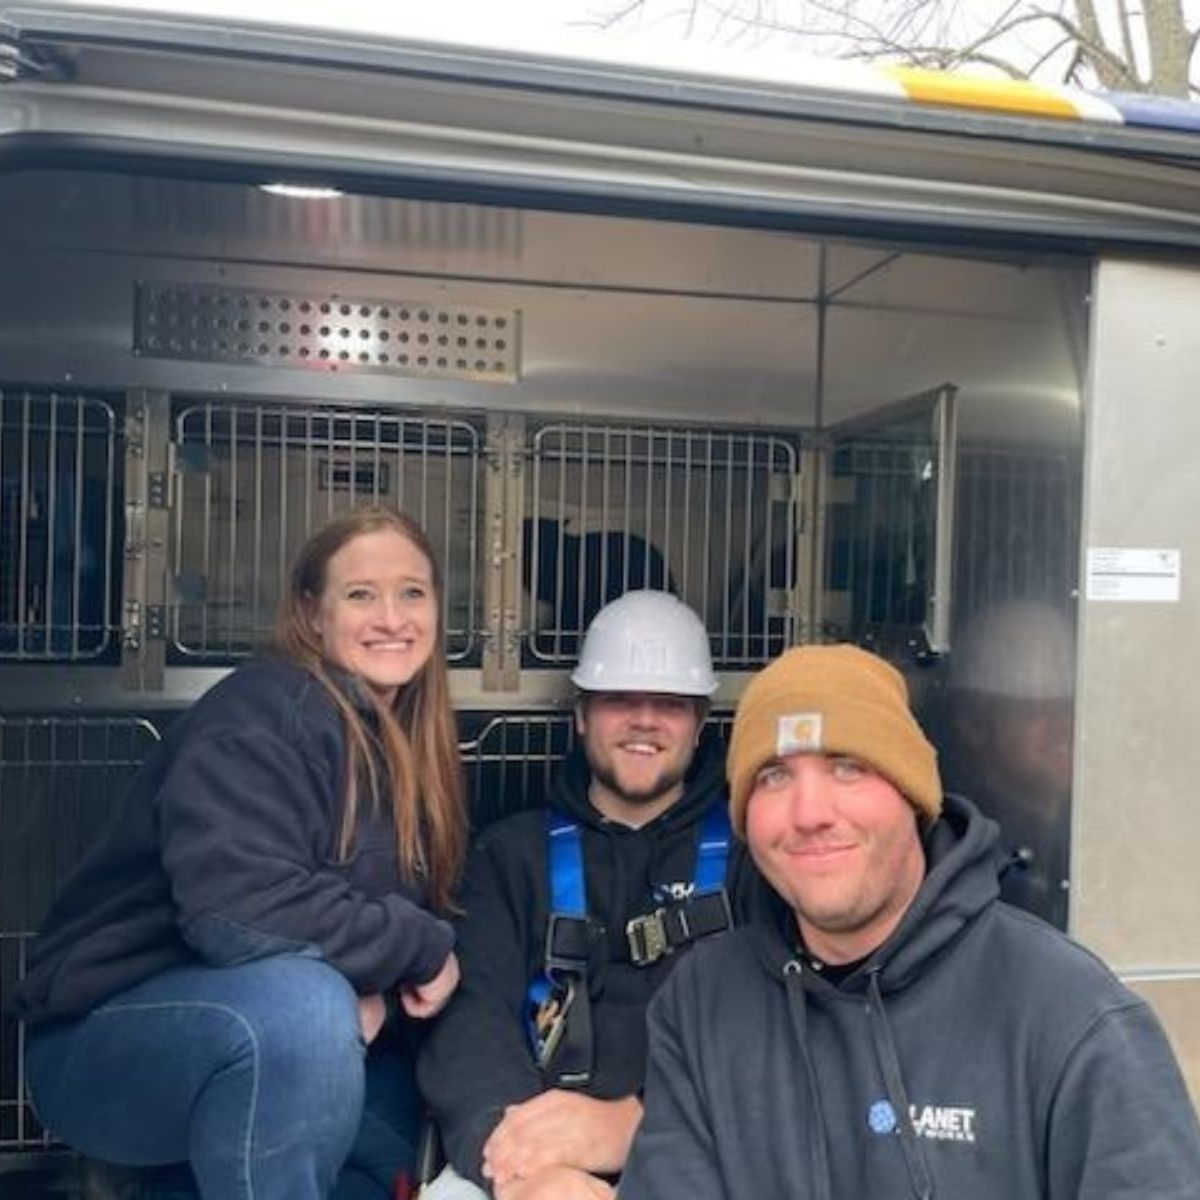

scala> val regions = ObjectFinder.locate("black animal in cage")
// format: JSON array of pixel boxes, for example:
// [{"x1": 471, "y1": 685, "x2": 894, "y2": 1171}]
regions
[{"x1": 522, "y1": 517, "x2": 675, "y2": 653}]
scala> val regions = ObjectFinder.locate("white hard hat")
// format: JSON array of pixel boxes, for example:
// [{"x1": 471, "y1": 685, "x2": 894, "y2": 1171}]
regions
[{"x1": 571, "y1": 590, "x2": 718, "y2": 696}]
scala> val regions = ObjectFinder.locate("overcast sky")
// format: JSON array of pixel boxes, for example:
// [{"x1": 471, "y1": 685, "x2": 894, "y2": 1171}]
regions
[
  {"x1": 41, "y1": 0, "x2": 628, "y2": 50},
  {"x1": 40, "y1": 0, "x2": 911, "y2": 90},
  {"x1": 36, "y1": 0, "x2": 1200, "y2": 90}
]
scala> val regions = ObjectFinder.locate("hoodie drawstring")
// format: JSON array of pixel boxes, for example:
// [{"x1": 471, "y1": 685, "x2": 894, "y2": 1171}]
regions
[
  {"x1": 865, "y1": 967, "x2": 935, "y2": 1200},
  {"x1": 783, "y1": 960, "x2": 834, "y2": 1200}
]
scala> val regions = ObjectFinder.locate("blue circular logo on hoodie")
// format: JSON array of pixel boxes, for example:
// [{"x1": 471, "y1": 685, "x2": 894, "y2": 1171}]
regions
[{"x1": 868, "y1": 1100, "x2": 898, "y2": 1135}]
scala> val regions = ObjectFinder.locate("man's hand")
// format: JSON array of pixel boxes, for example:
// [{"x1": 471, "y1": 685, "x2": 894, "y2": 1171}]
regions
[
  {"x1": 399, "y1": 950, "x2": 460, "y2": 1020},
  {"x1": 482, "y1": 1090, "x2": 642, "y2": 1187},
  {"x1": 494, "y1": 1165, "x2": 616, "y2": 1200}
]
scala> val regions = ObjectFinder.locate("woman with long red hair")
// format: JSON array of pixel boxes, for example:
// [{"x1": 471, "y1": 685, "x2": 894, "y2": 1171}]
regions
[{"x1": 16, "y1": 506, "x2": 467, "y2": 1199}]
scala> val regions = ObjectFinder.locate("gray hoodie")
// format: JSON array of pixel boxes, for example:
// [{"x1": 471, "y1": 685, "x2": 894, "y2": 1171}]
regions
[{"x1": 621, "y1": 795, "x2": 1200, "y2": 1199}]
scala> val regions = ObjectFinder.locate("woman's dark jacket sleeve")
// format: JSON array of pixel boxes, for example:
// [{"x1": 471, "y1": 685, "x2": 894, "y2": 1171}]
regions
[{"x1": 160, "y1": 717, "x2": 453, "y2": 992}]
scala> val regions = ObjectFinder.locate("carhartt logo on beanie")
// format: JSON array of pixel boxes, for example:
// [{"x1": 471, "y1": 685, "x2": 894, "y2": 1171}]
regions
[{"x1": 727, "y1": 644, "x2": 942, "y2": 836}]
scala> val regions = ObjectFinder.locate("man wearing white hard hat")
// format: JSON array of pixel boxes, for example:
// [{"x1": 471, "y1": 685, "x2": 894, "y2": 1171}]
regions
[{"x1": 420, "y1": 592, "x2": 769, "y2": 1200}]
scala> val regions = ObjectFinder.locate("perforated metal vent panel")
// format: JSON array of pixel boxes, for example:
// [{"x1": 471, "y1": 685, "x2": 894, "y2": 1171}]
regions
[{"x1": 135, "y1": 282, "x2": 520, "y2": 382}]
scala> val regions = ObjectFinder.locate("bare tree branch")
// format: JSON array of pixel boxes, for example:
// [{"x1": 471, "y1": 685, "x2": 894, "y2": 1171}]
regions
[
  {"x1": 587, "y1": 0, "x2": 658, "y2": 31},
  {"x1": 1114, "y1": 0, "x2": 1142, "y2": 84},
  {"x1": 1138, "y1": 0, "x2": 1194, "y2": 97},
  {"x1": 591, "y1": 1, "x2": 1199, "y2": 96},
  {"x1": 1026, "y1": 32, "x2": 1077, "y2": 77},
  {"x1": 1071, "y1": 0, "x2": 1135, "y2": 88},
  {"x1": 1021, "y1": 5, "x2": 1139, "y2": 87},
  {"x1": 1061, "y1": 42, "x2": 1086, "y2": 88}
]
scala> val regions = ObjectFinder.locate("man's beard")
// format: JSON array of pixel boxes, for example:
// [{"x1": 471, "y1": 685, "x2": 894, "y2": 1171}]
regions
[{"x1": 587, "y1": 754, "x2": 690, "y2": 807}]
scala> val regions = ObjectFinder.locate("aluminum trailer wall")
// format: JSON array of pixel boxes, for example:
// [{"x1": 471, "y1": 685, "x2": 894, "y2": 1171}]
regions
[{"x1": 1075, "y1": 257, "x2": 1200, "y2": 1104}]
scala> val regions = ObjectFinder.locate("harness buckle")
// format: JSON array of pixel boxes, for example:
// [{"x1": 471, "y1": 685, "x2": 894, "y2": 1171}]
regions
[
  {"x1": 626, "y1": 908, "x2": 670, "y2": 965},
  {"x1": 545, "y1": 912, "x2": 599, "y2": 975}
]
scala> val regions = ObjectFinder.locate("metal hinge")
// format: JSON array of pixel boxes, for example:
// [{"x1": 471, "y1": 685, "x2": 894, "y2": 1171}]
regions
[
  {"x1": 123, "y1": 601, "x2": 166, "y2": 648},
  {"x1": 148, "y1": 470, "x2": 169, "y2": 509}
]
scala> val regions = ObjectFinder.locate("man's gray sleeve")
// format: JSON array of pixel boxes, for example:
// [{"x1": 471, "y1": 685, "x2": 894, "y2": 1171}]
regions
[
  {"x1": 1046, "y1": 998, "x2": 1200, "y2": 1198},
  {"x1": 618, "y1": 970, "x2": 730, "y2": 1200}
]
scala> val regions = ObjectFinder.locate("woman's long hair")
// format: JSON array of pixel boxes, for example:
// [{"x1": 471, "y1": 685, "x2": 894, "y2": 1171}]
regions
[{"x1": 275, "y1": 506, "x2": 465, "y2": 914}]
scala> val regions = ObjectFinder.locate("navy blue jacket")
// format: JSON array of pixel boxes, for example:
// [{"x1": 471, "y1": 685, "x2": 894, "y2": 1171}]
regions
[{"x1": 14, "y1": 657, "x2": 454, "y2": 1025}]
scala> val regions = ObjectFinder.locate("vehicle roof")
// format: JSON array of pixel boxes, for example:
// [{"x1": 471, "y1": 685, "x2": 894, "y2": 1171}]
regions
[{"x1": 5, "y1": 1, "x2": 1200, "y2": 144}]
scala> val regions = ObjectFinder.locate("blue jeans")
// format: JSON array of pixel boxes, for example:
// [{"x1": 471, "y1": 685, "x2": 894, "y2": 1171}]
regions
[{"x1": 26, "y1": 956, "x2": 422, "y2": 1200}]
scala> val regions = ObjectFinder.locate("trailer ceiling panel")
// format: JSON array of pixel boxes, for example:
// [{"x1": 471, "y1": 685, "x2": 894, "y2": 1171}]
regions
[{"x1": 0, "y1": 167, "x2": 1087, "y2": 441}]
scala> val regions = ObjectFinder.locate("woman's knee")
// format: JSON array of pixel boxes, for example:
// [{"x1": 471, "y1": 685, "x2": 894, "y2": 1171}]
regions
[
  {"x1": 228, "y1": 957, "x2": 365, "y2": 1090},
  {"x1": 189, "y1": 959, "x2": 368, "y2": 1169},
  {"x1": 239, "y1": 955, "x2": 362, "y2": 1031},
  {"x1": 102, "y1": 955, "x2": 367, "y2": 1123}
]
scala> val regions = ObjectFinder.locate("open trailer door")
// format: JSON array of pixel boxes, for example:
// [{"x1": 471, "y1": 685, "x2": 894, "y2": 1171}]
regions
[{"x1": 820, "y1": 382, "x2": 958, "y2": 664}]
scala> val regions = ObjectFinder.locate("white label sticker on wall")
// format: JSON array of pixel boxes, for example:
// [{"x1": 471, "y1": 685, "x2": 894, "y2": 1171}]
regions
[{"x1": 1086, "y1": 548, "x2": 1181, "y2": 603}]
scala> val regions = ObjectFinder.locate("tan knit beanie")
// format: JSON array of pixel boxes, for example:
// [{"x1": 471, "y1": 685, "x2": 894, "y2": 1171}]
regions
[{"x1": 727, "y1": 644, "x2": 942, "y2": 836}]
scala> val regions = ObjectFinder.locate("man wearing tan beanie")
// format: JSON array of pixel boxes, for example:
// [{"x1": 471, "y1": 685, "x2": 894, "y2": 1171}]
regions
[{"x1": 621, "y1": 644, "x2": 1200, "y2": 1199}]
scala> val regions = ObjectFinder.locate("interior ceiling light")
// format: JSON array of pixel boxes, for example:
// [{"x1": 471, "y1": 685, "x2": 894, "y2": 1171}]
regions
[{"x1": 259, "y1": 183, "x2": 344, "y2": 200}]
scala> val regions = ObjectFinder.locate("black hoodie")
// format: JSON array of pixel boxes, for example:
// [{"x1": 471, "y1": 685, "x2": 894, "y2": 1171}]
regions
[
  {"x1": 621, "y1": 795, "x2": 1200, "y2": 1199},
  {"x1": 418, "y1": 732, "x2": 772, "y2": 1189},
  {"x1": 14, "y1": 658, "x2": 454, "y2": 1026}
]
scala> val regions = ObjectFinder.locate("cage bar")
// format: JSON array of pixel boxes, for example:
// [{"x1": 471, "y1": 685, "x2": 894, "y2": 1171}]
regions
[
  {"x1": 954, "y1": 445, "x2": 1079, "y2": 628},
  {"x1": 0, "y1": 389, "x2": 119, "y2": 661},
  {"x1": 0, "y1": 716, "x2": 162, "y2": 1152},
  {"x1": 526, "y1": 423, "x2": 800, "y2": 666},
  {"x1": 171, "y1": 401, "x2": 482, "y2": 661}
]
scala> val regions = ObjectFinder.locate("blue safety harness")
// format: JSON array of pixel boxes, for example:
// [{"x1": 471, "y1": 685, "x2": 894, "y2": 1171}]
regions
[{"x1": 526, "y1": 803, "x2": 733, "y2": 1085}]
